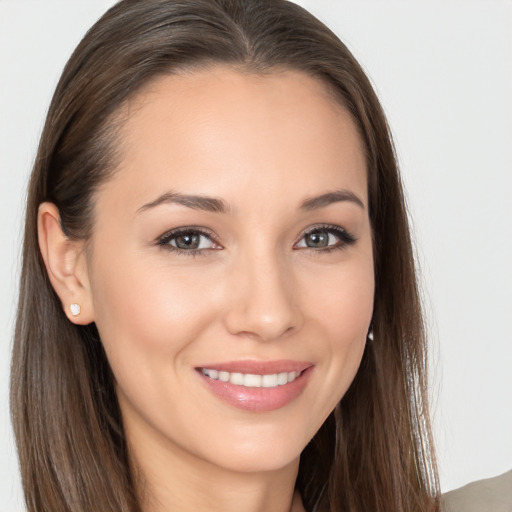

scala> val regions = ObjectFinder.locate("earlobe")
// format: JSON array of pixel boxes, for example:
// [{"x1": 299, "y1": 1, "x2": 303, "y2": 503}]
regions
[{"x1": 37, "y1": 202, "x2": 95, "y2": 325}]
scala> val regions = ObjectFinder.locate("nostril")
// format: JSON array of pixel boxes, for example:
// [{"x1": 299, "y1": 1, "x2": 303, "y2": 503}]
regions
[{"x1": 224, "y1": 308, "x2": 301, "y2": 342}]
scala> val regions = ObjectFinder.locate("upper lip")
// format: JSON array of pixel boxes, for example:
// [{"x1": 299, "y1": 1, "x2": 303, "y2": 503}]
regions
[{"x1": 196, "y1": 360, "x2": 313, "y2": 375}]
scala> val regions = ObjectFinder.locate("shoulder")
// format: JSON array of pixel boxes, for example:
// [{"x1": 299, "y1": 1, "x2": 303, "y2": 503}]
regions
[{"x1": 442, "y1": 470, "x2": 512, "y2": 512}]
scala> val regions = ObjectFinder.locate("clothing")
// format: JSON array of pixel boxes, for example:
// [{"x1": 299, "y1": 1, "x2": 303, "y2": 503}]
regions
[{"x1": 442, "y1": 470, "x2": 512, "y2": 512}]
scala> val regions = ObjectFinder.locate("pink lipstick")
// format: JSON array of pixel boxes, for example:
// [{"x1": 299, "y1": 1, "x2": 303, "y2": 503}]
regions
[{"x1": 196, "y1": 360, "x2": 313, "y2": 412}]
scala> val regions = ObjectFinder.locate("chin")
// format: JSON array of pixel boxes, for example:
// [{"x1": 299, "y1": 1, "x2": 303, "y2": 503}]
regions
[
  {"x1": 209, "y1": 446, "x2": 301, "y2": 475},
  {"x1": 189, "y1": 419, "x2": 315, "y2": 474}
]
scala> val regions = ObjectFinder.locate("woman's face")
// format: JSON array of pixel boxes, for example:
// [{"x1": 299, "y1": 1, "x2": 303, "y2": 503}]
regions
[{"x1": 85, "y1": 66, "x2": 374, "y2": 474}]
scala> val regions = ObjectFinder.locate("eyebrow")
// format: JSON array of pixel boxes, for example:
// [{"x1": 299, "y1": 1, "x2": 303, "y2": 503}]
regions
[
  {"x1": 137, "y1": 188, "x2": 364, "y2": 215},
  {"x1": 137, "y1": 191, "x2": 229, "y2": 214},
  {"x1": 299, "y1": 189, "x2": 365, "y2": 210}
]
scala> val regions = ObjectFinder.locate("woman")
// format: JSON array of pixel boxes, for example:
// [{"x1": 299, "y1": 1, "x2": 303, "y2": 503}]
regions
[{"x1": 10, "y1": 0, "x2": 440, "y2": 510}]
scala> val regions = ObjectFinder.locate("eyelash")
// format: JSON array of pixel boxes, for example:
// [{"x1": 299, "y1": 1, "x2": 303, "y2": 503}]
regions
[
  {"x1": 156, "y1": 224, "x2": 357, "y2": 257},
  {"x1": 296, "y1": 224, "x2": 358, "y2": 253},
  {"x1": 156, "y1": 226, "x2": 220, "y2": 257}
]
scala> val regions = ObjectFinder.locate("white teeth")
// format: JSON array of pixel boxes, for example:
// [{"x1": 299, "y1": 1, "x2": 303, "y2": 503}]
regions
[
  {"x1": 218, "y1": 371, "x2": 230, "y2": 382},
  {"x1": 243, "y1": 374, "x2": 262, "y2": 387},
  {"x1": 207, "y1": 369, "x2": 218, "y2": 380},
  {"x1": 230, "y1": 372, "x2": 244, "y2": 385},
  {"x1": 277, "y1": 372, "x2": 288, "y2": 385},
  {"x1": 201, "y1": 368, "x2": 301, "y2": 388},
  {"x1": 262, "y1": 374, "x2": 278, "y2": 387}
]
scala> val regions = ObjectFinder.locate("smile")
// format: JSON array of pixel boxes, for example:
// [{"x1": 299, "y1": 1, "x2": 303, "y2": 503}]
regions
[
  {"x1": 196, "y1": 360, "x2": 313, "y2": 412},
  {"x1": 201, "y1": 368, "x2": 301, "y2": 388}
]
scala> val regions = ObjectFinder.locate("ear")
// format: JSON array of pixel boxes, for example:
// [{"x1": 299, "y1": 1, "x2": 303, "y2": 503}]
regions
[{"x1": 37, "y1": 202, "x2": 95, "y2": 325}]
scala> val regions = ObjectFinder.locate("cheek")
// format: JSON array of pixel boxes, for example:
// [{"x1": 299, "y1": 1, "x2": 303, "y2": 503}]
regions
[
  {"x1": 299, "y1": 254, "x2": 374, "y2": 406},
  {"x1": 89, "y1": 254, "x2": 223, "y2": 371},
  {"x1": 302, "y1": 255, "x2": 374, "y2": 339}
]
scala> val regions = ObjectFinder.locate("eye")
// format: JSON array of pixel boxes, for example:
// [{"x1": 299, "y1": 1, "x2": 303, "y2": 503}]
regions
[
  {"x1": 295, "y1": 225, "x2": 357, "y2": 251},
  {"x1": 157, "y1": 227, "x2": 220, "y2": 254}
]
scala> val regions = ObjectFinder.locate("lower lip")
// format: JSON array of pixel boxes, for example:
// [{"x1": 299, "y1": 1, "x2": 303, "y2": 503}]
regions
[{"x1": 198, "y1": 367, "x2": 313, "y2": 412}]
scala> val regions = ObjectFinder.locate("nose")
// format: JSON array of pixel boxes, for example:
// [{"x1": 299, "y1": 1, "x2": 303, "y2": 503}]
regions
[{"x1": 223, "y1": 250, "x2": 303, "y2": 342}]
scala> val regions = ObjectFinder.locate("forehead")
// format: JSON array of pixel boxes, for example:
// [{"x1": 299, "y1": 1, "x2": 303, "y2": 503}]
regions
[{"x1": 102, "y1": 66, "x2": 367, "y2": 213}]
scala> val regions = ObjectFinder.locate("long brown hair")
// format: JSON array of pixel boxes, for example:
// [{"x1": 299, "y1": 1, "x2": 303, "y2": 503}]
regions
[{"x1": 11, "y1": 0, "x2": 440, "y2": 510}]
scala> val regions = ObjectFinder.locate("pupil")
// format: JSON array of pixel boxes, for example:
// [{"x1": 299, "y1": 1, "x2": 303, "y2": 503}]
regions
[
  {"x1": 176, "y1": 233, "x2": 200, "y2": 249},
  {"x1": 306, "y1": 231, "x2": 328, "y2": 248}
]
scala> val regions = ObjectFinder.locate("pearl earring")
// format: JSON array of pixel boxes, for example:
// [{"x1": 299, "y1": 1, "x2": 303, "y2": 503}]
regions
[
  {"x1": 367, "y1": 330, "x2": 374, "y2": 341},
  {"x1": 70, "y1": 303, "x2": 81, "y2": 316}
]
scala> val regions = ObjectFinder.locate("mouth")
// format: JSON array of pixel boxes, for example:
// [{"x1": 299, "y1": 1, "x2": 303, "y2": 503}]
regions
[
  {"x1": 196, "y1": 360, "x2": 313, "y2": 412},
  {"x1": 200, "y1": 368, "x2": 302, "y2": 388}
]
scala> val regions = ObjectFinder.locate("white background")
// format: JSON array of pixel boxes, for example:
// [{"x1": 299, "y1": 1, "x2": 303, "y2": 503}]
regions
[{"x1": 1, "y1": 1, "x2": 511, "y2": 509}]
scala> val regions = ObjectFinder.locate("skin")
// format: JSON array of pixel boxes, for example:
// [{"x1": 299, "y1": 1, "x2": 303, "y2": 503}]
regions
[{"x1": 38, "y1": 66, "x2": 374, "y2": 512}]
